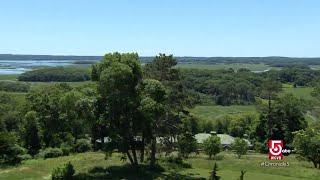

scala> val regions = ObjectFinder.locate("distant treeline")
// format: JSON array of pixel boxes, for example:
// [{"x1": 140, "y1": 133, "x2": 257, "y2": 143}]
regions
[
  {"x1": 73, "y1": 60, "x2": 97, "y2": 64},
  {"x1": 18, "y1": 67, "x2": 90, "y2": 82},
  {"x1": 142, "y1": 56, "x2": 320, "y2": 67},
  {"x1": 2, "y1": 54, "x2": 320, "y2": 67},
  {"x1": 175, "y1": 57, "x2": 320, "y2": 67}
]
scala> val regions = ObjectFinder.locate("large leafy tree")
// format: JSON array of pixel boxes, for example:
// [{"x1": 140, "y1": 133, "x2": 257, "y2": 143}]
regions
[
  {"x1": 256, "y1": 94, "x2": 307, "y2": 144},
  {"x1": 59, "y1": 91, "x2": 88, "y2": 143},
  {"x1": 27, "y1": 84, "x2": 70, "y2": 147},
  {"x1": 260, "y1": 78, "x2": 281, "y2": 138},
  {"x1": 26, "y1": 83, "x2": 89, "y2": 147},
  {"x1": 139, "y1": 79, "x2": 167, "y2": 167},
  {"x1": 0, "y1": 132, "x2": 23, "y2": 164},
  {"x1": 203, "y1": 136, "x2": 221, "y2": 159},
  {"x1": 94, "y1": 52, "x2": 143, "y2": 166},
  {"x1": 143, "y1": 54, "x2": 178, "y2": 82},
  {"x1": 144, "y1": 54, "x2": 188, "y2": 111},
  {"x1": 293, "y1": 127, "x2": 320, "y2": 168},
  {"x1": 22, "y1": 111, "x2": 41, "y2": 155},
  {"x1": 144, "y1": 54, "x2": 191, "y2": 152}
]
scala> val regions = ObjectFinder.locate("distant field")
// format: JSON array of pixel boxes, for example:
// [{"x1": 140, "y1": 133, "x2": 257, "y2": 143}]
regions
[
  {"x1": 310, "y1": 65, "x2": 320, "y2": 70},
  {"x1": 281, "y1": 84, "x2": 314, "y2": 101},
  {"x1": 176, "y1": 63, "x2": 270, "y2": 71},
  {"x1": 0, "y1": 152, "x2": 319, "y2": 180},
  {"x1": 281, "y1": 84, "x2": 320, "y2": 122},
  {"x1": 0, "y1": 74, "x2": 18, "y2": 81},
  {"x1": 190, "y1": 105, "x2": 257, "y2": 122}
]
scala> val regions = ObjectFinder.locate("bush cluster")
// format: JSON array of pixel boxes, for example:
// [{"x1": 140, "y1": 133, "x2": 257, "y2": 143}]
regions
[
  {"x1": 0, "y1": 81, "x2": 30, "y2": 92},
  {"x1": 51, "y1": 162, "x2": 75, "y2": 180},
  {"x1": 73, "y1": 139, "x2": 92, "y2": 153},
  {"x1": 37, "y1": 148, "x2": 63, "y2": 159}
]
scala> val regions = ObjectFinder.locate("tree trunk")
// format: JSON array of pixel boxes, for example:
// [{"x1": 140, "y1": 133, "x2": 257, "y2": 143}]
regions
[
  {"x1": 132, "y1": 148, "x2": 139, "y2": 166},
  {"x1": 311, "y1": 160, "x2": 317, "y2": 168},
  {"x1": 140, "y1": 136, "x2": 145, "y2": 163},
  {"x1": 126, "y1": 151, "x2": 134, "y2": 165},
  {"x1": 150, "y1": 136, "x2": 156, "y2": 168},
  {"x1": 99, "y1": 135, "x2": 104, "y2": 150},
  {"x1": 268, "y1": 94, "x2": 273, "y2": 138}
]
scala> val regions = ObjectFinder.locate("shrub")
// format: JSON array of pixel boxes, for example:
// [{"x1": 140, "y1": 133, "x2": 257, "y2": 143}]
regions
[
  {"x1": 60, "y1": 143, "x2": 72, "y2": 156},
  {"x1": 0, "y1": 81, "x2": 30, "y2": 92},
  {"x1": 19, "y1": 154, "x2": 32, "y2": 161},
  {"x1": 203, "y1": 136, "x2": 221, "y2": 159},
  {"x1": 213, "y1": 154, "x2": 224, "y2": 161},
  {"x1": 166, "y1": 156, "x2": 184, "y2": 164},
  {"x1": 38, "y1": 148, "x2": 63, "y2": 159},
  {"x1": 254, "y1": 141, "x2": 268, "y2": 153},
  {"x1": 52, "y1": 162, "x2": 75, "y2": 180},
  {"x1": 231, "y1": 138, "x2": 249, "y2": 159},
  {"x1": 177, "y1": 132, "x2": 198, "y2": 158},
  {"x1": 73, "y1": 139, "x2": 92, "y2": 153},
  {"x1": 0, "y1": 132, "x2": 24, "y2": 165},
  {"x1": 162, "y1": 156, "x2": 192, "y2": 169}
]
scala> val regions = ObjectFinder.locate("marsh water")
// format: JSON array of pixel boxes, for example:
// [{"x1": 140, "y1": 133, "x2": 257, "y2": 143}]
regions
[
  {"x1": 0, "y1": 60, "x2": 80, "y2": 74},
  {"x1": 0, "y1": 59, "x2": 273, "y2": 75}
]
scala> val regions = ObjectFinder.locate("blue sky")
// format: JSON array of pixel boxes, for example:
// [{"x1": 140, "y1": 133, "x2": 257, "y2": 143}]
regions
[{"x1": 1, "y1": 0, "x2": 320, "y2": 57}]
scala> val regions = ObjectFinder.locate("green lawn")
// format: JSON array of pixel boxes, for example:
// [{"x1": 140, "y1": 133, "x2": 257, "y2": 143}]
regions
[
  {"x1": 176, "y1": 63, "x2": 270, "y2": 71},
  {"x1": 190, "y1": 105, "x2": 257, "y2": 122},
  {"x1": 183, "y1": 152, "x2": 320, "y2": 180},
  {"x1": 0, "y1": 152, "x2": 319, "y2": 180},
  {"x1": 0, "y1": 152, "x2": 114, "y2": 180}
]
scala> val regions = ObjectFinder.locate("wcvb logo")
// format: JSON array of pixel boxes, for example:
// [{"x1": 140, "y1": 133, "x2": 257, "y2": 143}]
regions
[{"x1": 268, "y1": 140, "x2": 287, "y2": 160}]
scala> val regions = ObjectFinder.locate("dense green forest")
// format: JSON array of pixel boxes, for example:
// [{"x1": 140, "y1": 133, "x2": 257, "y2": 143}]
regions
[
  {"x1": 1, "y1": 53, "x2": 320, "y2": 179},
  {"x1": 18, "y1": 67, "x2": 90, "y2": 82},
  {"x1": 181, "y1": 67, "x2": 320, "y2": 105}
]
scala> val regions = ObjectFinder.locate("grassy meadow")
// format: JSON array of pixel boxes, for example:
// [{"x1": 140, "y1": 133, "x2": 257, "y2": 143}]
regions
[
  {"x1": 0, "y1": 152, "x2": 319, "y2": 180},
  {"x1": 281, "y1": 84, "x2": 314, "y2": 101},
  {"x1": 0, "y1": 74, "x2": 18, "y2": 81},
  {"x1": 190, "y1": 105, "x2": 257, "y2": 122}
]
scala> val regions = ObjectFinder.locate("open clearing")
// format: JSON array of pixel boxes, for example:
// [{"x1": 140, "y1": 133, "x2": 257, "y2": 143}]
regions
[
  {"x1": 281, "y1": 84, "x2": 314, "y2": 101},
  {"x1": 190, "y1": 105, "x2": 257, "y2": 122}
]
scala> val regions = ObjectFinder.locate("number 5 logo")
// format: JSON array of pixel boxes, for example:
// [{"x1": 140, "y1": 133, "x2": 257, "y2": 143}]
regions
[{"x1": 268, "y1": 140, "x2": 283, "y2": 160}]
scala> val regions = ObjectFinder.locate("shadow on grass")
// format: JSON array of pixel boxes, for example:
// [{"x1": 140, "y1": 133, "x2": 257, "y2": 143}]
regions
[
  {"x1": 74, "y1": 164, "x2": 204, "y2": 180},
  {"x1": 0, "y1": 163, "x2": 21, "y2": 169}
]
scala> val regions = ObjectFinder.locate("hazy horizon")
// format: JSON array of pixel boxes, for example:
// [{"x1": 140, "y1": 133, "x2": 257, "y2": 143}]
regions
[{"x1": 2, "y1": 54, "x2": 320, "y2": 59}]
